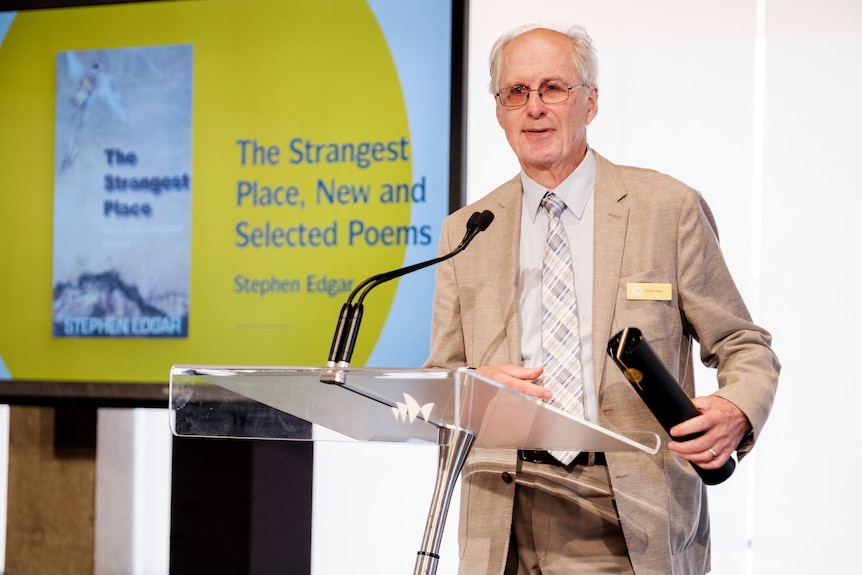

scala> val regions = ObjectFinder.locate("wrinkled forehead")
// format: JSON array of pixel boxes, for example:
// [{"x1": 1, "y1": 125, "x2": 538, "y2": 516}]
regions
[{"x1": 498, "y1": 31, "x2": 581, "y2": 87}]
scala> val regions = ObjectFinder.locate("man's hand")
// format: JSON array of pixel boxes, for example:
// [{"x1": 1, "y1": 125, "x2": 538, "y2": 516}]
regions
[
  {"x1": 474, "y1": 364, "x2": 551, "y2": 400},
  {"x1": 667, "y1": 395, "x2": 751, "y2": 469}
]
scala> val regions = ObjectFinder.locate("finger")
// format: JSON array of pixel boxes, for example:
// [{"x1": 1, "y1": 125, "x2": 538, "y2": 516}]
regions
[
  {"x1": 501, "y1": 364, "x2": 543, "y2": 380},
  {"x1": 697, "y1": 447, "x2": 729, "y2": 468},
  {"x1": 506, "y1": 377, "x2": 550, "y2": 399},
  {"x1": 670, "y1": 442, "x2": 728, "y2": 468},
  {"x1": 668, "y1": 435, "x2": 712, "y2": 456},
  {"x1": 669, "y1": 414, "x2": 710, "y2": 440},
  {"x1": 475, "y1": 364, "x2": 549, "y2": 398},
  {"x1": 689, "y1": 396, "x2": 713, "y2": 411}
]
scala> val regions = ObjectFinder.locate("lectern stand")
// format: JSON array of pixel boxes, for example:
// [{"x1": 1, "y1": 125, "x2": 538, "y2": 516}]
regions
[{"x1": 170, "y1": 365, "x2": 659, "y2": 575}]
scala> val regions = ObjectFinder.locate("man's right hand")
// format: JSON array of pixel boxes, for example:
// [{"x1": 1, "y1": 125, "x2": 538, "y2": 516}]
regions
[{"x1": 474, "y1": 364, "x2": 551, "y2": 400}]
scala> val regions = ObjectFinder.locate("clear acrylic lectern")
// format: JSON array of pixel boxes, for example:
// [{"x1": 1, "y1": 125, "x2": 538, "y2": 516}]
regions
[{"x1": 170, "y1": 365, "x2": 659, "y2": 575}]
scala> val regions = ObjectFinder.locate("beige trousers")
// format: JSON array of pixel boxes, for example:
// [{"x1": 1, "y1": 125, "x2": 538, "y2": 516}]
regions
[{"x1": 504, "y1": 464, "x2": 635, "y2": 575}]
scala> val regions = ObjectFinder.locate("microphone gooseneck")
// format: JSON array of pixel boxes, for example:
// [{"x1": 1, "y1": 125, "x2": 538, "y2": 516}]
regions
[{"x1": 323, "y1": 210, "x2": 494, "y2": 381}]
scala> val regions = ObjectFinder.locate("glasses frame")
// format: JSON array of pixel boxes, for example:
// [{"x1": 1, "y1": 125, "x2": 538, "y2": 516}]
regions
[{"x1": 495, "y1": 81, "x2": 589, "y2": 108}]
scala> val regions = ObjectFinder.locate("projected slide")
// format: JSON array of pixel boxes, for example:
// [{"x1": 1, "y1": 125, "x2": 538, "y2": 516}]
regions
[
  {"x1": 52, "y1": 45, "x2": 193, "y2": 338},
  {"x1": 0, "y1": 0, "x2": 453, "y2": 383}
]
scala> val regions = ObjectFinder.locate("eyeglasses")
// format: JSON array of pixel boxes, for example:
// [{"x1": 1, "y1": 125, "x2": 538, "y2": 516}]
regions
[{"x1": 495, "y1": 81, "x2": 588, "y2": 108}]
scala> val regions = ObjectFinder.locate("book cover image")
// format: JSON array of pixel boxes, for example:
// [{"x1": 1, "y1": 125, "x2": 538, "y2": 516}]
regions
[{"x1": 51, "y1": 44, "x2": 192, "y2": 338}]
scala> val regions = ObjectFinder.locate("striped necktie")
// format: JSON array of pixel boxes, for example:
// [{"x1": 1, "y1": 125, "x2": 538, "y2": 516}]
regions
[{"x1": 540, "y1": 192, "x2": 585, "y2": 465}]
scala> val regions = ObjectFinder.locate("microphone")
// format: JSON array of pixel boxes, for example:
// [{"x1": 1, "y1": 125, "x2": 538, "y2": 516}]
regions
[
  {"x1": 607, "y1": 327, "x2": 736, "y2": 485},
  {"x1": 321, "y1": 210, "x2": 494, "y2": 383}
]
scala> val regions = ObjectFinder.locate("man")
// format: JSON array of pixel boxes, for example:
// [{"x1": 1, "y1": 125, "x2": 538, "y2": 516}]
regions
[{"x1": 425, "y1": 26, "x2": 779, "y2": 574}]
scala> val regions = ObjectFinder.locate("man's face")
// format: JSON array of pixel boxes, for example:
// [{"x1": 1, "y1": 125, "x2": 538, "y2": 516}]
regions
[{"x1": 495, "y1": 29, "x2": 598, "y2": 186}]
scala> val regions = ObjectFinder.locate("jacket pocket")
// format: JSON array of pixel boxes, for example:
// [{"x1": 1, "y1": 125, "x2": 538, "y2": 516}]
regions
[{"x1": 614, "y1": 268, "x2": 680, "y2": 343}]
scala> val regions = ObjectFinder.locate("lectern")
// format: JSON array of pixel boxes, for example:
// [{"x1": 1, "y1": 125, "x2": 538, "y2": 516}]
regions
[{"x1": 170, "y1": 365, "x2": 659, "y2": 575}]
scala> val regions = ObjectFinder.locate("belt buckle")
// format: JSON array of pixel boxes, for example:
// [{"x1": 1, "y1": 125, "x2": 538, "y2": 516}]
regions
[{"x1": 517, "y1": 450, "x2": 550, "y2": 464}]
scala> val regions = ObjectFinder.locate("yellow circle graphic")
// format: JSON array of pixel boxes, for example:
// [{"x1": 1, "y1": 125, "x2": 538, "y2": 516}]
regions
[{"x1": 0, "y1": 0, "x2": 412, "y2": 381}]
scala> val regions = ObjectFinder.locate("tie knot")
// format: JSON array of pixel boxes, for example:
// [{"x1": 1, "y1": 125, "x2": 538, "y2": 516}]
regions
[{"x1": 541, "y1": 192, "x2": 566, "y2": 219}]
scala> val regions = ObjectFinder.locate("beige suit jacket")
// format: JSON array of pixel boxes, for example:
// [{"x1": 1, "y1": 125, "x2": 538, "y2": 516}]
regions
[{"x1": 425, "y1": 153, "x2": 779, "y2": 575}]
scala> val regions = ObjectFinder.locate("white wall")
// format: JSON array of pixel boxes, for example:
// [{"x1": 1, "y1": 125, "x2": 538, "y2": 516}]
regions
[
  {"x1": 466, "y1": 1, "x2": 862, "y2": 573},
  {"x1": 753, "y1": 2, "x2": 862, "y2": 571}
]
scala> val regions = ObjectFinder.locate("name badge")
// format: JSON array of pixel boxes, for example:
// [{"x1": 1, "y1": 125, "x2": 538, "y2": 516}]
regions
[{"x1": 626, "y1": 282, "x2": 672, "y2": 301}]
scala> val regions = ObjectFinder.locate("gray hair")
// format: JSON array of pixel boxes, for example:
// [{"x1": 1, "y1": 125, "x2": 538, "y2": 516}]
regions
[{"x1": 488, "y1": 25, "x2": 599, "y2": 94}]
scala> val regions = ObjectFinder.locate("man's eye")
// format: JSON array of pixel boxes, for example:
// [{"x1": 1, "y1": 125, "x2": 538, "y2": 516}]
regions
[
  {"x1": 510, "y1": 86, "x2": 528, "y2": 95},
  {"x1": 543, "y1": 83, "x2": 565, "y2": 93}
]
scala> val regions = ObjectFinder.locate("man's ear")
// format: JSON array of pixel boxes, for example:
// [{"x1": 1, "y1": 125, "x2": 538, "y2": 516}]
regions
[{"x1": 585, "y1": 86, "x2": 599, "y2": 125}]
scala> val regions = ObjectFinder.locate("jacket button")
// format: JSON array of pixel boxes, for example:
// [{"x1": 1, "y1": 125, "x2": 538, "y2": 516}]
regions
[{"x1": 501, "y1": 471, "x2": 513, "y2": 484}]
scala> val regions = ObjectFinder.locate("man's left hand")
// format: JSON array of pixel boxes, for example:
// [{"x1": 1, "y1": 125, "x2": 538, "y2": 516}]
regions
[{"x1": 667, "y1": 396, "x2": 751, "y2": 469}]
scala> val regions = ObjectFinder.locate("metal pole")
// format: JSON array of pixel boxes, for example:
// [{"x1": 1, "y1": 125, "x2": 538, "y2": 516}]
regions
[{"x1": 413, "y1": 426, "x2": 475, "y2": 575}]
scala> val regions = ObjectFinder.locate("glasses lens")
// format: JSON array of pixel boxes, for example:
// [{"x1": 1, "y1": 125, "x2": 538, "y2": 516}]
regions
[
  {"x1": 539, "y1": 82, "x2": 569, "y2": 104},
  {"x1": 500, "y1": 86, "x2": 528, "y2": 107},
  {"x1": 499, "y1": 83, "x2": 573, "y2": 107}
]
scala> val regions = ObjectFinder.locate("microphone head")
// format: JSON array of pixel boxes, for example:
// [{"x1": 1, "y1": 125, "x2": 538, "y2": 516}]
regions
[
  {"x1": 465, "y1": 211, "x2": 481, "y2": 230},
  {"x1": 458, "y1": 210, "x2": 494, "y2": 251},
  {"x1": 476, "y1": 210, "x2": 494, "y2": 231}
]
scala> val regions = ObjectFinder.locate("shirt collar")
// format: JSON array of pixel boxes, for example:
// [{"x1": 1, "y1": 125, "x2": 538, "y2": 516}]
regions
[{"x1": 521, "y1": 148, "x2": 596, "y2": 223}]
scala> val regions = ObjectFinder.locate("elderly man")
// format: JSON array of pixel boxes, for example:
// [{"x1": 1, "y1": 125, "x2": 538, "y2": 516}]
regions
[{"x1": 426, "y1": 26, "x2": 779, "y2": 574}]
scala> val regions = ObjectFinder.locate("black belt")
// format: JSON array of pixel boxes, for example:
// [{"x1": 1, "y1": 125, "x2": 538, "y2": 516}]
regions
[{"x1": 518, "y1": 449, "x2": 607, "y2": 469}]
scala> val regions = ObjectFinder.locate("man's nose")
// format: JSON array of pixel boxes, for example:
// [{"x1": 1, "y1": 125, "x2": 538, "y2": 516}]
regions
[{"x1": 525, "y1": 91, "x2": 547, "y2": 116}]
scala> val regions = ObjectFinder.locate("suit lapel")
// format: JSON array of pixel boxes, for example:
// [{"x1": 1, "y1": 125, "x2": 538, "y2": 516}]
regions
[
  {"x1": 492, "y1": 177, "x2": 524, "y2": 365},
  {"x1": 592, "y1": 154, "x2": 629, "y2": 393}
]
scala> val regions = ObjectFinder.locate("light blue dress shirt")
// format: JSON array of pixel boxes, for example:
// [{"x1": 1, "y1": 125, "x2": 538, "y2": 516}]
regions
[{"x1": 518, "y1": 149, "x2": 597, "y2": 423}]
